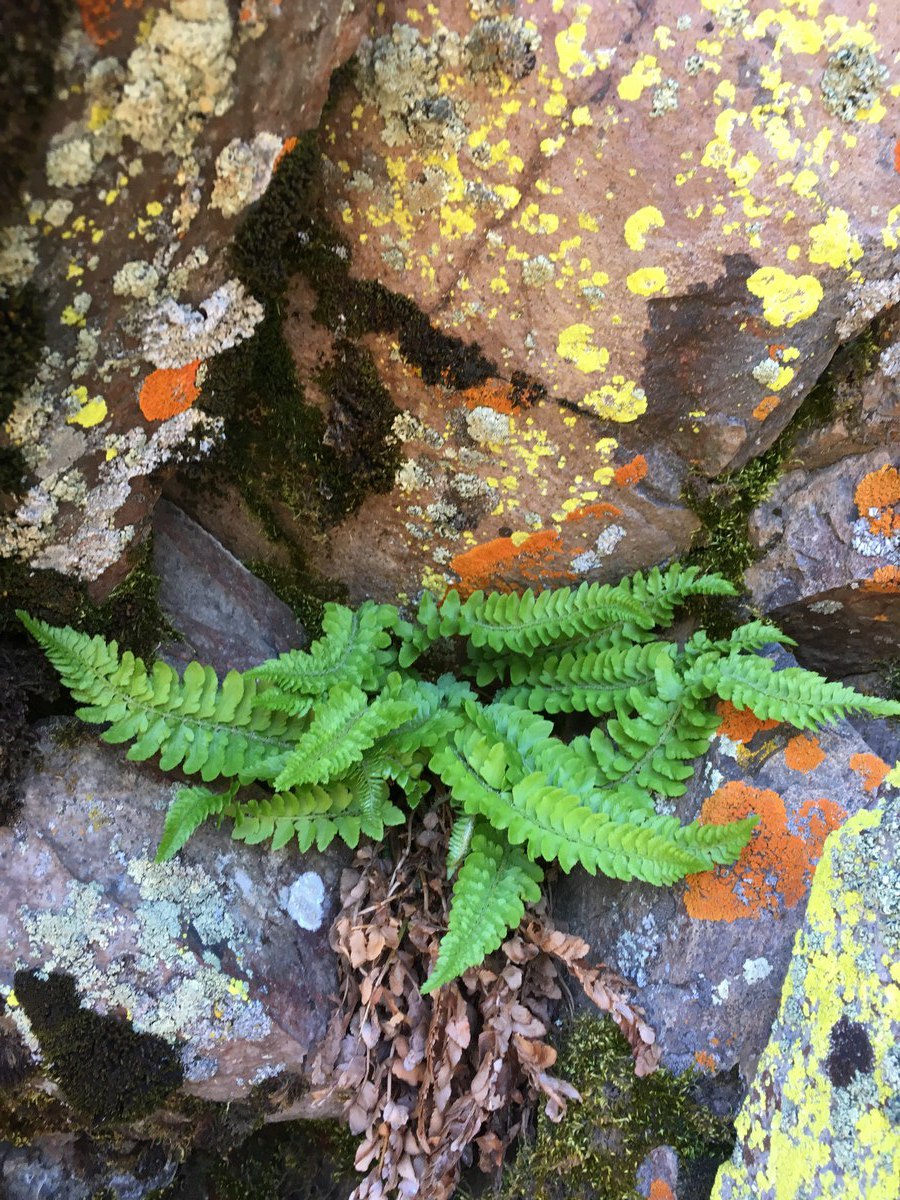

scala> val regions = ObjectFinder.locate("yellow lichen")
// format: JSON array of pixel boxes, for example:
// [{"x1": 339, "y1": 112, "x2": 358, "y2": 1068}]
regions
[{"x1": 746, "y1": 266, "x2": 824, "y2": 326}]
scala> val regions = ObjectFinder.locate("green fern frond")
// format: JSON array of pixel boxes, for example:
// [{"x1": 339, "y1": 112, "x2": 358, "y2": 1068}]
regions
[
  {"x1": 251, "y1": 601, "x2": 398, "y2": 695},
  {"x1": 421, "y1": 824, "x2": 543, "y2": 995},
  {"x1": 453, "y1": 583, "x2": 657, "y2": 655},
  {"x1": 26, "y1": 559, "x2": 894, "y2": 997},
  {"x1": 157, "y1": 781, "x2": 239, "y2": 862},
  {"x1": 686, "y1": 652, "x2": 900, "y2": 729},
  {"x1": 591, "y1": 689, "x2": 720, "y2": 798},
  {"x1": 685, "y1": 620, "x2": 796, "y2": 658},
  {"x1": 273, "y1": 679, "x2": 417, "y2": 791},
  {"x1": 18, "y1": 612, "x2": 307, "y2": 784},
  {"x1": 505, "y1": 641, "x2": 679, "y2": 717},
  {"x1": 226, "y1": 779, "x2": 405, "y2": 853}
]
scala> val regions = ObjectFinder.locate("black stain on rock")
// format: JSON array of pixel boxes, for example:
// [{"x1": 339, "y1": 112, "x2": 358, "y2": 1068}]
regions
[{"x1": 826, "y1": 1015, "x2": 874, "y2": 1088}]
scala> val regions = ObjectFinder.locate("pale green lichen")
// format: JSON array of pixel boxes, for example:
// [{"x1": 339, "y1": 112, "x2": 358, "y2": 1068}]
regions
[
  {"x1": 15, "y1": 837, "x2": 269, "y2": 1085},
  {"x1": 820, "y1": 46, "x2": 888, "y2": 122},
  {"x1": 210, "y1": 133, "x2": 284, "y2": 219}
]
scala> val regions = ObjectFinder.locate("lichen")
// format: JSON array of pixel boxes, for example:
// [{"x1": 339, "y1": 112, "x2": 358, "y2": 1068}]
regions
[
  {"x1": 714, "y1": 804, "x2": 900, "y2": 1198},
  {"x1": 142, "y1": 280, "x2": 264, "y2": 369},
  {"x1": 210, "y1": 132, "x2": 284, "y2": 219},
  {"x1": 113, "y1": 0, "x2": 235, "y2": 158},
  {"x1": 820, "y1": 45, "x2": 888, "y2": 122}
]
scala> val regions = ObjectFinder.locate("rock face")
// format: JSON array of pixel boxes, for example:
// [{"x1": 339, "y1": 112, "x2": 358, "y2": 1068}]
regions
[
  {"x1": 0, "y1": 0, "x2": 368, "y2": 591},
  {"x1": 276, "y1": 0, "x2": 899, "y2": 604},
  {"x1": 713, "y1": 800, "x2": 900, "y2": 1200},
  {"x1": 0, "y1": 730, "x2": 344, "y2": 1106},
  {"x1": 553, "y1": 648, "x2": 899, "y2": 1084},
  {"x1": 746, "y1": 448, "x2": 900, "y2": 674},
  {"x1": 152, "y1": 497, "x2": 308, "y2": 672},
  {"x1": 3, "y1": 0, "x2": 898, "y2": 613}
]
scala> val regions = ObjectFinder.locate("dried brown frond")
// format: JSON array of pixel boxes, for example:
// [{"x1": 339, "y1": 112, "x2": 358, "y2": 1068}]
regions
[{"x1": 310, "y1": 808, "x2": 658, "y2": 1199}]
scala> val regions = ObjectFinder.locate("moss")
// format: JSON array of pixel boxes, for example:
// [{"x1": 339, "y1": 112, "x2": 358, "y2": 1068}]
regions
[
  {"x1": 245, "y1": 557, "x2": 346, "y2": 640},
  {"x1": 0, "y1": 0, "x2": 69, "y2": 218},
  {"x1": 0, "y1": 1075, "x2": 76, "y2": 1147},
  {"x1": 0, "y1": 283, "x2": 45, "y2": 496},
  {"x1": 13, "y1": 971, "x2": 183, "y2": 1125},
  {"x1": 1, "y1": 534, "x2": 172, "y2": 661},
  {"x1": 149, "y1": 1117, "x2": 358, "y2": 1200},
  {"x1": 683, "y1": 323, "x2": 882, "y2": 633},
  {"x1": 186, "y1": 71, "x2": 504, "y2": 600},
  {"x1": 498, "y1": 1017, "x2": 733, "y2": 1200},
  {"x1": 0, "y1": 639, "x2": 60, "y2": 823}
]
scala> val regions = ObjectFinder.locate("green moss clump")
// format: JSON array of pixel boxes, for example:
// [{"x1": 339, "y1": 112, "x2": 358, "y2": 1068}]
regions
[
  {"x1": 683, "y1": 323, "x2": 881, "y2": 633},
  {"x1": 498, "y1": 1017, "x2": 733, "y2": 1200},
  {"x1": 13, "y1": 970, "x2": 183, "y2": 1124}
]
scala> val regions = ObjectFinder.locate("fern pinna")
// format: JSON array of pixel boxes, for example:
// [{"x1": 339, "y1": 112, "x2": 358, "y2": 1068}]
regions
[{"x1": 19, "y1": 564, "x2": 900, "y2": 994}]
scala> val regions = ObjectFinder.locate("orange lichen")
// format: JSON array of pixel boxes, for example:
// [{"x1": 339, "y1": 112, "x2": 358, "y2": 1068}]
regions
[
  {"x1": 138, "y1": 360, "x2": 201, "y2": 422},
  {"x1": 752, "y1": 394, "x2": 780, "y2": 421},
  {"x1": 450, "y1": 529, "x2": 566, "y2": 597},
  {"x1": 895, "y1": 137, "x2": 900, "y2": 174},
  {"x1": 77, "y1": 0, "x2": 143, "y2": 46},
  {"x1": 563, "y1": 501, "x2": 622, "y2": 524},
  {"x1": 849, "y1": 752, "x2": 889, "y2": 793},
  {"x1": 461, "y1": 379, "x2": 517, "y2": 414},
  {"x1": 649, "y1": 1182, "x2": 675, "y2": 1200},
  {"x1": 273, "y1": 136, "x2": 299, "y2": 172},
  {"x1": 613, "y1": 454, "x2": 648, "y2": 486},
  {"x1": 693, "y1": 1050, "x2": 718, "y2": 1073},
  {"x1": 716, "y1": 700, "x2": 780, "y2": 744},
  {"x1": 784, "y1": 734, "x2": 825, "y2": 773},
  {"x1": 863, "y1": 565, "x2": 900, "y2": 592},
  {"x1": 683, "y1": 782, "x2": 846, "y2": 922},
  {"x1": 854, "y1": 465, "x2": 900, "y2": 537}
]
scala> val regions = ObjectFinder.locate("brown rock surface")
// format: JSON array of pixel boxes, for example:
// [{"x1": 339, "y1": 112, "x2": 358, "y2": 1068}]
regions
[
  {"x1": 3, "y1": 0, "x2": 899, "y2": 612},
  {"x1": 0, "y1": 729, "x2": 345, "y2": 1106}
]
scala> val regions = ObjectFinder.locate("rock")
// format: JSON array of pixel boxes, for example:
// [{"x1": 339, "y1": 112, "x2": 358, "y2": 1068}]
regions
[
  {"x1": 0, "y1": 0, "x2": 368, "y2": 592},
  {"x1": 5, "y1": 0, "x2": 899, "y2": 617},
  {"x1": 0, "y1": 730, "x2": 346, "y2": 1108},
  {"x1": 0, "y1": 1131, "x2": 177, "y2": 1200},
  {"x1": 635, "y1": 1144, "x2": 679, "y2": 1199},
  {"x1": 712, "y1": 799, "x2": 900, "y2": 1199},
  {"x1": 745, "y1": 448, "x2": 900, "y2": 674},
  {"x1": 553, "y1": 649, "x2": 899, "y2": 1084},
  {"x1": 152, "y1": 497, "x2": 306, "y2": 673},
  {"x1": 238, "y1": 0, "x2": 898, "y2": 605}
]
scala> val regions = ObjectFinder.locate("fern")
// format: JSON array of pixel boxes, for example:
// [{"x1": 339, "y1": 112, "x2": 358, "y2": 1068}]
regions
[
  {"x1": 17, "y1": 613, "x2": 307, "y2": 784},
  {"x1": 20, "y1": 561, "x2": 900, "y2": 995},
  {"x1": 421, "y1": 824, "x2": 543, "y2": 994}
]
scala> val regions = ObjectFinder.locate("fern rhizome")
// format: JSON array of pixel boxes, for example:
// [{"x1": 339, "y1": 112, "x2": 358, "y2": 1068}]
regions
[{"x1": 19, "y1": 564, "x2": 900, "y2": 993}]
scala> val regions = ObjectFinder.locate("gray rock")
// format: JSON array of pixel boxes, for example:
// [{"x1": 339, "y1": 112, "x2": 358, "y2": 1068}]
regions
[
  {"x1": 153, "y1": 498, "x2": 306, "y2": 673},
  {"x1": 0, "y1": 728, "x2": 346, "y2": 1107},
  {"x1": 713, "y1": 798, "x2": 900, "y2": 1199},
  {"x1": 746, "y1": 449, "x2": 900, "y2": 674}
]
